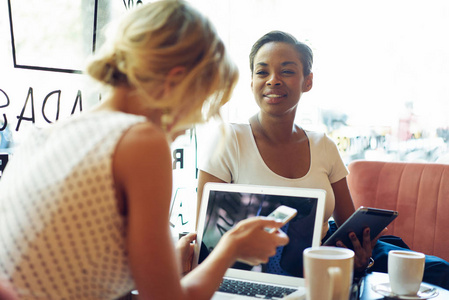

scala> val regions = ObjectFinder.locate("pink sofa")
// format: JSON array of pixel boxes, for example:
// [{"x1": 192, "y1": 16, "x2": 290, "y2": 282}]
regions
[{"x1": 347, "y1": 160, "x2": 449, "y2": 261}]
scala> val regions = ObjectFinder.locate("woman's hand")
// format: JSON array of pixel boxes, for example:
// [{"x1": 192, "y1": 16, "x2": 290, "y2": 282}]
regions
[
  {"x1": 176, "y1": 232, "x2": 197, "y2": 276},
  {"x1": 220, "y1": 217, "x2": 290, "y2": 266},
  {"x1": 337, "y1": 227, "x2": 372, "y2": 272},
  {"x1": 336, "y1": 227, "x2": 387, "y2": 272}
]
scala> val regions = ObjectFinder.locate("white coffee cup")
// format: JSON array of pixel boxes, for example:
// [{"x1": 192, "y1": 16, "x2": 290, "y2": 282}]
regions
[
  {"x1": 388, "y1": 250, "x2": 425, "y2": 296},
  {"x1": 303, "y1": 246, "x2": 354, "y2": 300}
]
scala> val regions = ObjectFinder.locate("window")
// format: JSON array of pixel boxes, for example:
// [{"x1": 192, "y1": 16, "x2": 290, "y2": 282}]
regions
[
  {"x1": 1, "y1": 0, "x2": 449, "y2": 232},
  {"x1": 191, "y1": 0, "x2": 449, "y2": 164}
]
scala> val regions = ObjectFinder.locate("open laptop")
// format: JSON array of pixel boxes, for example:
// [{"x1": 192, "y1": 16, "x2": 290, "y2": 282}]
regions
[{"x1": 194, "y1": 183, "x2": 326, "y2": 300}]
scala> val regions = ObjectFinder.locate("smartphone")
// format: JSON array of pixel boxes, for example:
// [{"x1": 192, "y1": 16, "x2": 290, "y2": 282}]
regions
[
  {"x1": 265, "y1": 205, "x2": 298, "y2": 233},
  {"x1": 323, "y1": 207, "x2": 398, "y2": 249}
]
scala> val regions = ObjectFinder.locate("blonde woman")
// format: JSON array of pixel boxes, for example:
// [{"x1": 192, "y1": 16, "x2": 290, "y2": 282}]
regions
[{"x1": 0, "y1": 1, "x2": 288, "y2": 299}]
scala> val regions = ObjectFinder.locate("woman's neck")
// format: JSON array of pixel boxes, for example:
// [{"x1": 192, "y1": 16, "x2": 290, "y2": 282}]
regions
[
  {"x1": 250, "y1": 113, "x2": 301, "y2": 144},
  {"x1": 93, "y1": 87, "x2": 163, "y2": 123}
]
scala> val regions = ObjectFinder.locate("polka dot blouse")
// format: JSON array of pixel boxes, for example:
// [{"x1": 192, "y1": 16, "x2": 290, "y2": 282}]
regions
[{"x1": 0, "y1": 111, "x2": 146, "y2": 299}]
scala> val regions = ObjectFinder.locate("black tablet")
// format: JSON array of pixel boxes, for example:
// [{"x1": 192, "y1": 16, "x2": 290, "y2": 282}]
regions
[{"x1": 323, "y1": 207, "x2": 398, "y2": 249}]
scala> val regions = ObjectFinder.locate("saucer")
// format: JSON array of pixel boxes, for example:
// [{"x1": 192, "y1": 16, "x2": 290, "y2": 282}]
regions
[{"x1": 371, "y1": 282, "x2": 439, "y2": 299}]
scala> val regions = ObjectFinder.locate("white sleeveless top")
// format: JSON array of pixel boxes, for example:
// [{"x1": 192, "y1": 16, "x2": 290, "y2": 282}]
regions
[{"x1": 0, "y1": 111, "x2": 146, "y2": 299}]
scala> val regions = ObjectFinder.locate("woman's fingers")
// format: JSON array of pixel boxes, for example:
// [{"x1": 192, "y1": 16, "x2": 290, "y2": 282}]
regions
[
  {"x1": 349, "y1": 228, "x2": 373, "y2": 271},
  {"x1": 371, "y1": 227, "x2": 388, "y2": 248},
  {"x1": 179, "y1": 232, "x2": 197, "y2": 244},
  {"x1": 228, "y1": 217, "x2": 290, "y2": 265},
  {"x1": 349, "y1": 231, "x2": 363, "y2": 252},
  {"x1": 176, "y1": 232, "x2": 197, "y2": 275},
  {"x1": 362, "y1": 227, "x2": 371, "y2": 252}
]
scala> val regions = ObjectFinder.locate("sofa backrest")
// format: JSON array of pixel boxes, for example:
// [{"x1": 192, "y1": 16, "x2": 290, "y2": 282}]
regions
[{"x1": 347, "y1": 160, "x2": 449, "y2": 261}]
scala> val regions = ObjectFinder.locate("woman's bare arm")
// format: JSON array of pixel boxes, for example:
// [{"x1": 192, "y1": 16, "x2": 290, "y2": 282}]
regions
[
  {"x1": 332, "y1": 177, "x2": 376, "y2": 272},
  {"x1": 331, "y1": 177, "x2": 355, "y2": 227},
  {"x1": 114, "y1": 123, "x2": 185, "y2": 299},
  {"x1": 114, "y1": 124, "x2": 288, "y2": 300}
]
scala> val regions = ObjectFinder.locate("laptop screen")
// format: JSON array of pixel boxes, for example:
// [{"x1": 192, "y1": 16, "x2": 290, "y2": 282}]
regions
[{"x1": 195, "y1": 183, "x2": 326, "y2": 278}]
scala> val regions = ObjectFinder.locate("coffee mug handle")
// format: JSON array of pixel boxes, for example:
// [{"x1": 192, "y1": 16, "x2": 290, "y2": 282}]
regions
[{"x1": 328, "y1": 267, "x2": 342, "y2": 300}]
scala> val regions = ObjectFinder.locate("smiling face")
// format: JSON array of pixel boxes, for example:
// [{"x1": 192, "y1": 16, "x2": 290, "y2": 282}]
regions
[{"x1": 251, "y1": 42, "x2": 313, "y2": 118}]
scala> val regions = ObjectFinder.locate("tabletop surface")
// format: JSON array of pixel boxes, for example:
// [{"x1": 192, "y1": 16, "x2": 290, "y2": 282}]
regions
[{"x1": 360, "y1": 272, "x2": 449, "y2": 300}]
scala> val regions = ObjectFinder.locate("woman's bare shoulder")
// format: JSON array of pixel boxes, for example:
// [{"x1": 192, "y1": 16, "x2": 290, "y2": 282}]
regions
[
  {"x1": 120, "y1": 121, "x2": 169, "y2": 150},
  {"x1": 113, "y1": 121, "x2": 172, "y2": 186}
]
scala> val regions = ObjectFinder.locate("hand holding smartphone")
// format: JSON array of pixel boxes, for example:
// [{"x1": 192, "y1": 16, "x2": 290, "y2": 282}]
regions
[{"x1": 265, "y1": 205, "x2": 297, "y2": 233}]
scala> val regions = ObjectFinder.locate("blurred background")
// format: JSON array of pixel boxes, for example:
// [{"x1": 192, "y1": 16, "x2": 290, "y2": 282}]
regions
[{"x1": 1, "y1": 0, "x2": 449, "y2": 232}]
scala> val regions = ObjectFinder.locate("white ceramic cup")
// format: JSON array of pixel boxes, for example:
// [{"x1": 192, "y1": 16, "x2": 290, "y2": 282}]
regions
[
  {"x1": 303, "y1": 246, "x2": 354, "y2": 300},
  {"x1": 388, "y1": 250, "x2": 425, "y2": 296}
]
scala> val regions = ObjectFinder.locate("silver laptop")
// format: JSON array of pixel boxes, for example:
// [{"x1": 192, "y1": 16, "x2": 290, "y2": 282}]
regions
[{"x1": 193, "y1": 183, "x2": 326, "y2": 300}]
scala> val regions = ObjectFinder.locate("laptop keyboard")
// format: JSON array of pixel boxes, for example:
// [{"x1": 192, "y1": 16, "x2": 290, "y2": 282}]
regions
[{"x1": 218, "y1": 278, "x2": 297, "y2": 299}]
